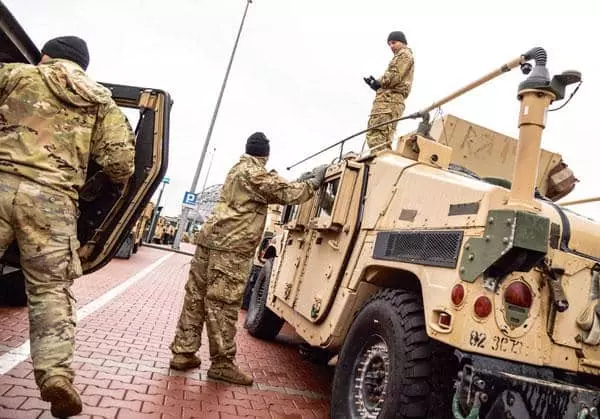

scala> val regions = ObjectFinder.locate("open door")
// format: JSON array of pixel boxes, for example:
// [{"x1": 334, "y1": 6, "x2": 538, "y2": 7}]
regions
[
  {"x1": 292, "y1": 160, "x2": 364, "y2": 323},
  {"x1": 270, "y1": 160, "x2": 365, "y2": 323},
  {"x1": 0, "y1": 2, "x2": 171, "y2": 290}
]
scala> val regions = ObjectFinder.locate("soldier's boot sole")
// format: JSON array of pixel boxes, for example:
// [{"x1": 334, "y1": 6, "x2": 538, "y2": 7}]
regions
[
  {"x1": 40, "y1": 376, "x2": 82, "y2": 418},
  {"x1": 169, "y1": 355, "x2": 201, "y2": 371},
  {"x1": 207, "y1": 366, "x2": 254, "y2": 386}
]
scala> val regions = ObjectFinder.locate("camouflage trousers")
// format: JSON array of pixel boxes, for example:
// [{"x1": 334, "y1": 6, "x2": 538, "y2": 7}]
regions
[
  {"x1": 366, "y1": 101, "x2": 406, "y2": 150},
  {"x1": 170, "y1": 245, "x2": 252, "y2": 365},
  {"x1": 0, "y1": 173, "x2": 81, "y2": 388}
]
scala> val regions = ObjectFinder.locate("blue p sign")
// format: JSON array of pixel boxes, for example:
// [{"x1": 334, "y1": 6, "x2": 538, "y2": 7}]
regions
[{"x1": 183, "y1": 191, "x2": 197, "y2": 206}]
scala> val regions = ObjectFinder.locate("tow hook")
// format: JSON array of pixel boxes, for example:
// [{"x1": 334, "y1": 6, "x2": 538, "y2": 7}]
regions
[
  {"x1": 452, "y1": 391, "x2": 482, "y2": 419},
  {"x1": 452, "y1": 368, "x2": 488, "y2": 419},
  {"x1": 578, "y1": 406, "x2": 599, "y2": 419}
]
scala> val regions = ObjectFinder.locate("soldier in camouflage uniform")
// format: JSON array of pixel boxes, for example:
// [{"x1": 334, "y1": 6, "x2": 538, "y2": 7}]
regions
[
  {"x1": 364, "y1": 31, "x2": 415, "y2": 150},
  {"x1": 170, "y1": 132, "x2": 327, "y2": 385},
  {"x1": 0, "y1": 36, "x2": 135, "y2": 417}
]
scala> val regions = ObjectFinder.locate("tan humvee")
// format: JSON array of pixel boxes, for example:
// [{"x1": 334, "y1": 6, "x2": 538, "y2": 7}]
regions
[
  {"x1": 115, "y1": 201, "x2": 155, "y2": 259},
  {"x1": 242, "y1": 205, "x2": 285, "y2": 310},
  {"x1": 245, "y1": 48, "x2": 599, "y2": 418}
]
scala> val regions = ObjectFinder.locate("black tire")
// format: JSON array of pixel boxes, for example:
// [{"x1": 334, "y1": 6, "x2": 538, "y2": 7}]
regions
[
  {"x1": 330, "y1": 289, "x2": 456, "y2": 419},
  {"x1": 0, "y1": 269, "x2": 27, "y2": 307},
  {"x1": 244, "y1": 259, "x2": 284, "y2": 340},
  {"x1": 115, "y1": 235, "x2": 134, "y2": 259},
  {"x1": 241, "y1": 265, "x2": 261, "y2": 310}
]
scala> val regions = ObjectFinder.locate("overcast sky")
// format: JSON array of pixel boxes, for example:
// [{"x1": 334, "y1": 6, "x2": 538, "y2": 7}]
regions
[{"x1": 5, "y1": 0, "x2": 599, "y2": 219}]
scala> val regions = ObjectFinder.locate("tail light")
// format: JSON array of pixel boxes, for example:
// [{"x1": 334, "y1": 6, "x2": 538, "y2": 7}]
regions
[
  {"x1": 474, "y1": 296, "x2": 492, "y2": 318},
  {"x1": 504, "y1": 281, "x2": 533, "y2": 308},
  {"x1": 451, "y1": 284, "x2": 465, "y2": 306},
  {"x1": 503, "y1": 281, "x2": 533, "y2": 327}
]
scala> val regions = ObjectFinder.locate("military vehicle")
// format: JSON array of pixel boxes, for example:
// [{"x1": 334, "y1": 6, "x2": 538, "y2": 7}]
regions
[
  {"x1": 245, "y1": 47, "x2": 600, "y2": 418},
  {"x1": 115, "y1": 201, "x2": 155, "y2": 259},
  {"x1": 242, "y1": 205, "x2": 285, "y2": 310},
  {"x1": 0, "y1": 2, "x2": 171, "y2": 306}
]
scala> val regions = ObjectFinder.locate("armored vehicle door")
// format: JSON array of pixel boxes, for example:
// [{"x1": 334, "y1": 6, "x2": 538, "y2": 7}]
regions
[
  {"x1": 0, "y1": 2, "x2": 171, "y2": 277},
  {"x1": 273, "y1": 160, "x2": 365, "y2": 322}
]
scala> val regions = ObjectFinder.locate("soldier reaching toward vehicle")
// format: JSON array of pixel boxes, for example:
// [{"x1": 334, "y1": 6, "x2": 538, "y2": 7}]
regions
[
  {"x1": 169, "y1": 132, "x2": 327, "y2": 385},
  {"x1": 364, "y1": 30, "x2": 415, "y2": 150},
  {"x1": 0, "y1": 36, "x2": 135, "y2": 417}
]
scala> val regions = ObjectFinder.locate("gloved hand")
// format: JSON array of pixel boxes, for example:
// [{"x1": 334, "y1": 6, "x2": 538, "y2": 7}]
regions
[
  {"x1": 307, "y1": 164, "x2": 328, "y2": 190},
  {"x1": 296, "y1": 171, "x2": 314, "y2": 182},
  {"x1": 363, "y1": 75, "x2": 381, "y2": 91}
]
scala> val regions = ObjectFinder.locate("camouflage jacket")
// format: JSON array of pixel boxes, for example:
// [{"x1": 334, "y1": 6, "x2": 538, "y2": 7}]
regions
[
  {"x1": 0, "y1": 58, "x2": 135, "y2": 201},
  {"x1": 373, "y1": 46, "x2": 414, "y2": 109},
  {"x1": 197, "y1": 154, "x2": 315, "y2": 256}
]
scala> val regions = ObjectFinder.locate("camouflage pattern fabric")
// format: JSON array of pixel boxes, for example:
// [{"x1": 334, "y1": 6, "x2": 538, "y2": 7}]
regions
[
  {"x1": 195, "y1": 154, "x2": 315, "y2": 257},
  {"x1": 0, "y1": 173, "x2": 80, "y2": 387},
  {"x1": 366, "y1": 46, "x2": 414, "y2": 150},
  {"x1": 172, "y1": 154, "x2": 317, "y2": 362},
  {"x1": 170, "y1": 245, "x2": 252, "y2": 363},
  {"x1": 0, "y1": 58, "x2": 135, "y2": 200},
  {"x1": 0, "y1": 58, "x2": 135, "y2": 393}
]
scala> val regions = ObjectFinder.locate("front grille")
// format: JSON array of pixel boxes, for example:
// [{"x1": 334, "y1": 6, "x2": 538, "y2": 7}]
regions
[{"x1": 373, "y1": 230, "x2": 464, "y2": 268}]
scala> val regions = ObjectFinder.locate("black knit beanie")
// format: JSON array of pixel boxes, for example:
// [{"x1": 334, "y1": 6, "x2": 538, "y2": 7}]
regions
[
  {"x1": 387, "y1": 31, "x2": 407, "y2": 45},
  {"x1": 245, "y1": 132, "x2": 270, "y2": 157},
  {"x1": 41, "y1": 36, "x2": 90, "y2": 70}
]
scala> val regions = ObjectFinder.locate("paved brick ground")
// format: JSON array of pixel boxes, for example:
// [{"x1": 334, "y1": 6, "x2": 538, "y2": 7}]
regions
[{"x1": 0, "y1": 245, "x2": 333, "y2": 418}]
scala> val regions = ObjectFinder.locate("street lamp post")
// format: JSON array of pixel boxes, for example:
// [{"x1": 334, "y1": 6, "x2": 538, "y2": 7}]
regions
[{"x1": 172, "y1": 0, "x2": 253, "y2": 250}]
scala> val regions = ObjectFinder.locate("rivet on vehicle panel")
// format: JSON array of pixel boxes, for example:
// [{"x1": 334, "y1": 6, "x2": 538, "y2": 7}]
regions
[
  {"x1": 488, "y1": 217, "x2": 494, "y2": 224},
  {"x1": 460, "y1": 267, "x2": 465, "y2": 273},
  {"x1": 502, "y1": 237, "x2": 509, "y2": 244},
  {"x1": 465, "y1": 244, "x2": 470, "y2": 250},
  {"x1": 479, "y1": 393, "x2": 488, "y2": 403},
  {"x1": 468, "y1": 254, "x2": 475, "y2": 261},
  {"x1": 485, "y1": 235, "x2": 491, "y2": 242},
  {"x1": 506, "y1": 218, "x2": 512, "y2": 225}
]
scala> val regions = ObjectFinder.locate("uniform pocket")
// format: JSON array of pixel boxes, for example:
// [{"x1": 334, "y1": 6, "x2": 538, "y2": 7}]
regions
[
  {"x1": 67, "y1": 235, "x2": 83, "y2": 280},
  {"x1": 207, "y1": 252, "x2": 252, "y2": 305}
]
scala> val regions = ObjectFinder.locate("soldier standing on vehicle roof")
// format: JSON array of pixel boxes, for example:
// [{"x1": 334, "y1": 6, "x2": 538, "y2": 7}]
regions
[
  {"x1": 169, "y1": 132, "x2": 327, "y2": 386},
  {"x1": 0, "y1": 36, "x2": 135, "y2": 417},
  {"x1": 364, "y1": 30, "x2": 415, "y2": 150}
]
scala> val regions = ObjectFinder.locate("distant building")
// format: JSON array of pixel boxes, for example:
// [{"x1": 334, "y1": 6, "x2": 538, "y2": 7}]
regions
[{"x1": 183, "y1": 184, "x2": 222, "y2": 229}]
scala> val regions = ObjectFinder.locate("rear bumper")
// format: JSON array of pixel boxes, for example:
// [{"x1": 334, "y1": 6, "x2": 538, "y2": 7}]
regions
[{"x1": 453, "y1": 352, "x2": 600, "y2": 419}]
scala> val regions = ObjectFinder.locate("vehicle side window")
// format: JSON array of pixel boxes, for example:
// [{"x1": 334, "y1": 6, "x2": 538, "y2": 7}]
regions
[{"x1": 315, "y1": 178, "x2": 340, "y2": 218}]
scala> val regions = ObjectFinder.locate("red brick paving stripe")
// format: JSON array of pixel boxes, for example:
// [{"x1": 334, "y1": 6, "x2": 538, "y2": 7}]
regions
[
  {"x1": 99, "y1": 395, "x2": 143, "y2": 411},
  {"x1": 0, "y1": 407, "x2": 42, "y2": 418},
  {"x1": 116, "y1": 409, "x2": 162, "y2": 419},
  {"x1": 1, "y1": 247, "x2": 334, "y2": 417},
  {"x1": 182, "y1": 407, "x2": 221, "y2": 419},
  {"x1": 0, "y1": 394, "x2": 25, "y2": 409}
]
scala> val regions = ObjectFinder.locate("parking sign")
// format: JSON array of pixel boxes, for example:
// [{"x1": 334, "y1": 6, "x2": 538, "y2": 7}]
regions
[{"x1": 182, "y1": 191, "x2": 197, "y2": 209}]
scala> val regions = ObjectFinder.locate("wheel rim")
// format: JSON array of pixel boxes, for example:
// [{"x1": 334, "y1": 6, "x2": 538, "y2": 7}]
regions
[{"x1": 352, "y1": 336, "x2": 390, "y2": 418}]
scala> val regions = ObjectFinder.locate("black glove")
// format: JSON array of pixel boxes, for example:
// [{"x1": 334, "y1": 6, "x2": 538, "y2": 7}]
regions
[
  {"x1": 307, "y1": 164, "x2": 328, "y2": 190},
  {"x1": 363, "y1": 75, "x2": 381, "y2": 91},
  {"x1": 296, "y1": 171, "x2": 314, "y2": 182}
]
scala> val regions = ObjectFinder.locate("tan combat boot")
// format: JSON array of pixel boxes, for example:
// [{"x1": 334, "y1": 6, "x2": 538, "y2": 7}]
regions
[
  {"x1": 40, "y1": 376, "x2": 82, "y2": 418},
  {"x1": 169, "y1": 353, "x2": 201, "y2": 371},
  {"x1": 207, "y1": 361, "x2": 253, "y2": 386}
]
